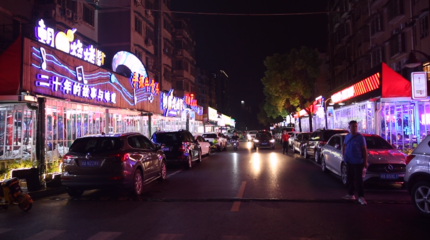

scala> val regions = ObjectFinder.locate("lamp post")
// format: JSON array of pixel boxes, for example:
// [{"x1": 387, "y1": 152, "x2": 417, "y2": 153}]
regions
[{"x1": 324, "y1": 98, "x2": 332, "y2": 129}]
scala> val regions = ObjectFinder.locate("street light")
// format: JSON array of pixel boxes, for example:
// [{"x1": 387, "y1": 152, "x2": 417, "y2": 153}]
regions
[
  {"x1": 405, "y1": 50, "x2": 430, "y2": 68},
  {"x1": 241, "y1": 100, "x2": 244, "y2": 104}
]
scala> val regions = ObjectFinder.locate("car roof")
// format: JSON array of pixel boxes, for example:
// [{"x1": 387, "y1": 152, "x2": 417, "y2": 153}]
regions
[
  {"x1": 332, "y1": 133, "x2": 378, "y2": 137},
  {"x1": 80, "y1": 132, "x2": 142, "y2": 138}
]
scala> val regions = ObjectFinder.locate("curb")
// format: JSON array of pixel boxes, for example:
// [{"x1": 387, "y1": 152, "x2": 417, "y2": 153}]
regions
[{"x1": 29, "y1": 187, "x2": 66, "y2": 200}]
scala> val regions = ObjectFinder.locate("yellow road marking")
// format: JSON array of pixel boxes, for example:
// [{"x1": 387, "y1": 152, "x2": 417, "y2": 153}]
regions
[{"x1": 231, "y1": 181, "x2": 247, "y2": 212}]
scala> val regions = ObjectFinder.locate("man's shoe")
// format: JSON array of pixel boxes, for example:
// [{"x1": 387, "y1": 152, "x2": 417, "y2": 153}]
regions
[
  {"x1": 342, "y1": 194, "x2": 356, "y2": 200},
  {"x1": 358, "y1": 197, "x2": 367, "y2": 205}
]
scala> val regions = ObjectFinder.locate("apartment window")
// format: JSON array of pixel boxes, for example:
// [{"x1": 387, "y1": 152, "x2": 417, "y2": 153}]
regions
[
  {"x1": 145, "y1": 0, "x2": 154, "y2": 9},
  {"x1": 135, "y1": 50, "x2": 142, "y2": 60},
  {"x1": 176, "y1": 81, "x2": 183, "y2": 90},
  {"x1": 183, "y1": 61, "x2": 189, "y2": 72},
  {"x1": 146, "y1": 27, "x2": 154, "y2": 41},
  {"x1": 175, "y1": 40, "x2": 183, "y2": 49},
  {"x1": 370, "y1": 14, "x2": 384, "y2": 36},
  {"x1": 420, "y1": 15, "x2": 429, "y2": 39},
  {"x1": 371, "y1": 47, "x2": 385, "y2": 66},
  {"x1": 175, "y1": 60, "x2": 183, "y2": 70},
  {"x1": 387, "y1": 0, "x2": 404, "y2": 22},
  {"x1": 37, "y1": 0, "x2": 55, "y2": 4},
  {"x1": 66, "y1": 0, "x2": 77, "y2": 12},
  {"x1": 135, "y1": 17, "x2": 142, "y2": 35},
  {"x1": 184, "y1": 82, "x2": 189, "y2": 92},
  {"x1": 83, "y1": 4, "x2": 94, "y2": 26},
  {"x1": 163, "y1": 68, "x2": 171, "y2": 82},
  {"x1": 389, "y1": 33, "x2": 405, "y2": 57}
]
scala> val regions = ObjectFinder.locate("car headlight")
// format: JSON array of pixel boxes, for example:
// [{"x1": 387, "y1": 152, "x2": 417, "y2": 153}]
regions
[
  {"x1": 270, "y1": 139, "x2": 275, "y2": 143},
  {"x1": 253, "y1": 139, "x2": 259, "y2": 142}
]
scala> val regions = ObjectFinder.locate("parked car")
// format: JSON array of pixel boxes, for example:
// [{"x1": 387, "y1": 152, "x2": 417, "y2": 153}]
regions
[
  {"x1": 195, "y1": 135, "x2": 211, "y2": 156},
  {"x1": 293, "y1": 132, "x2": 311, "y2": 155},
  {"x1": 321, "y1": 133, "x2": 407, "y2": 186},
  {"x1": 201, "y1": 132, "x2": 227, "y2": 151},
  {"x1": 151, "y1": 130, "x2": 202, "y2": 168},
  {"x1": 404, "y1": 135, "x2": 430, "y2": 216},
  {"x1": 247, "y1": 131, "x2": 258, "y2": 141},
  {"x1": 288, "y1": 132, "x2": 298, "y2": 148},
  {"x1": 253, "y1": 131, "x2": 275, "y2": 150},
  {"x1": 304, "y1": 129, "x2": 348, "y2": 162},
  {"x1": 61, "y1": 133, "x2": 167, "y2": 197}
]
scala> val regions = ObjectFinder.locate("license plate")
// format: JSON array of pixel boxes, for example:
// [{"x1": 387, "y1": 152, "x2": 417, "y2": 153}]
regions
[
  {"x1": 380, "y1": 173, "x2": 398, "y2": 179},
  {"x1": 162, "y1": 147, "x2": 170, "y2": 151},
  {"x1": 261, "y1": 143, "x2": 267, "y2": 145},
  {"x1": 81, "y1": 160, "x2": 99, "y2": 167}
]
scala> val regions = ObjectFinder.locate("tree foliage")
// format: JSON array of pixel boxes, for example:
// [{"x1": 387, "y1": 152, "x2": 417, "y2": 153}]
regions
[{"x1": 259, "y1": 46, "x2": 322, "y2": 131}]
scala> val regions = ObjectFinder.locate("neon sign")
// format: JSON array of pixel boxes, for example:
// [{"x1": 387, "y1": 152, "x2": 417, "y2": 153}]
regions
[
  {"x1": 331, "y1": 72, "x2": 381, "y2": 103},
  {"x1": 130, "y1": 72, "x2": 159, "y2": 104},
  {"x1": 35, "y1": 19, "x2": 106, "y2": 66},
  {"x1": 184, "y1": 94, "x2": 197, "y2": 107},
  {"x1": 161, "y1": 89, "x2": 184, "y2": 117}
]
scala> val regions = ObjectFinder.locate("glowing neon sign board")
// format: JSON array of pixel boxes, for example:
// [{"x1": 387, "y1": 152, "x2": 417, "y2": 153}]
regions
[
  {"x1": 184, "y1": 94, "x2": 198, "y2": 107},
  {"x1": 161, "y1": 89, "x2": 184, "y2": 117},
  {"x1": 130, "y1": 72, "x2": 159, "y2": 104},
  {"x1": 35, "y1": 19, "x2": 106, "y2": 66},
  {"x1": 208, "y1": 107, "x2": 218, "y2": 121},
  {"x1": 331, "y1": 72, "x2": 381, "y2": 103}
]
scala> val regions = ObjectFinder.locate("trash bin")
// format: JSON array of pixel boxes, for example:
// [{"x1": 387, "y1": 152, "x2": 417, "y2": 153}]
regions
[{"x1": 11, "y1": 168, "x2": 40, "y2": 192}]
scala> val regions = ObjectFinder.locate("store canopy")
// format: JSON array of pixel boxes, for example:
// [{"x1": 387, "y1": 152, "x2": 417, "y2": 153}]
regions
[
  {"x1": 0, "y1": 36, "x2": 22, "y2": 95},
  {"x1": 381, "y1": 62, "x2": 411, "y2": 98}
]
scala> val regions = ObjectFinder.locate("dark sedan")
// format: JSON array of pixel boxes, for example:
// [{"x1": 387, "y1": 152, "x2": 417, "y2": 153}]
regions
[
  {"x1": 253, "y1": 131, "x2": 275, "y2": 150},
  {"x1": 61, "y1": 133, "x2": 167, "y2": 197}
]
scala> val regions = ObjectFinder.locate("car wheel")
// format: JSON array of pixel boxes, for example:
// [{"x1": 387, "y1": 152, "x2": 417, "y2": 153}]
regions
[
  {"x1": 207, "y1": 148, "x2": 211, "y2": 156},
  {"x1": 321, "y1": 156, "x2": 327, "y2": 173},
  {"x1": 197, "y1": 150, "x2": 202, "y2": 163},
  {"x1": 133, "y1": 169, "x2": 144, "y2": 196},
  {"x1": 341, "y1": 163, "x2": 348, "y2": 186},
  {"x1": 186, "y1": 155, "x2": 192, "y2": 169},
  {"x1": 158, "y1": 160, "x2": 167, "y2": 181},
  {"x1": 66, "y1": 187, "x2": 84, "y2": 198},
  {"x1": 17, "y1": 194, "x2": 32, "y2": 212},
  {"x1": 411, "y1": 181, "x2": 430, "y2": 216}
]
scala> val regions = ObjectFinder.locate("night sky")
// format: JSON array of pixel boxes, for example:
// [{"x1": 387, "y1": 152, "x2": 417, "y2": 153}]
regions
[{"x1": 171, "y1": 0, "x2": 329, "y2": 129}]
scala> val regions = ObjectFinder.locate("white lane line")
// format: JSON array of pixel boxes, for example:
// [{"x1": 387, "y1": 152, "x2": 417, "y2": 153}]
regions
[
  {"x1": 24, "y1": 230, "x2": 65, "y2": 240},
  {"x1": 0, "y1": 228, "x2": 12, "y2": 234},
  {"x1": 231, "y1": 181, "x2": 247, "y2": 212},
  {"x1": 167, "y1": 169, "x2": 183, "y2": 179},
  {"x1": 87, "y1": 231, "x2": 122, "y2": 240},
  {"x1": 152, "y1": 233, "x2": 184, "y2": 240}
]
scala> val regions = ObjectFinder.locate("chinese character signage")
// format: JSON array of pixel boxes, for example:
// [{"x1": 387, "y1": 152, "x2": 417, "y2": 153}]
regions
[
  {"x1": 130, "y1": 72, "x2": 159, "y2": 104},
  {"x1": 412, "y1": 72, "x2": 427, "y2": 100},
  {"x1": 35, "y1": 19, "x2": 106, "y2": 66},
  {"x1": 184, "y1": 94, "x2": 197, "y2": 106},
  {"x1": 161, "y1": 89, "x2": 184, "y2": 117}
]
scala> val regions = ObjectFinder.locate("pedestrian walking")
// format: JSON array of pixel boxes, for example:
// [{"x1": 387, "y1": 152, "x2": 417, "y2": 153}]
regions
[
  {"x1": 281, "y1": 130, "x2": 289, "y2": 154},
  {"x1": 342, "y1": 120, "x2": 368, "y2": 205}
]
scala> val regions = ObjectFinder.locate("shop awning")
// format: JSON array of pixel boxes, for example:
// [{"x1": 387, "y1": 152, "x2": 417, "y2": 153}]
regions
[
  {"x1": 381, "y1": 62, "x2": 411, "y2": 98},
  {"x1": 0, "y1": 36, "x2": 22, "y2": 95}
]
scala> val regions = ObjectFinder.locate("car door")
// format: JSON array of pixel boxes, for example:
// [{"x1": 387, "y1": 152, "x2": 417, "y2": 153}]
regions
[
  {"x1": 138, "y1": 135, "x2": 160, "y2": 178},
  {"x1": 324, "y1": 136, "x2": 337, "y2": 171},
  {"x1": 127, "y1": 136, "x2": 151, "y2": 180},
  {"x1": 331, "y1": 136, "x2": 343, "y2": 176},
  {"x1": 197, "y1": 136, "x2": 209, "y2": 155}
]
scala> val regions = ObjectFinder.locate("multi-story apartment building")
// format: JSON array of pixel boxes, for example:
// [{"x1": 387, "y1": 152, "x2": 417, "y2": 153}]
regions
[
  {"x1": 0, "y1": 0, "x2": 99, "y2": 52},
  {"x1": 172, "y1": 18, "x2": 196, "y2": 97},
  {"x1": 194, "y1": 68, "x2": 210, "y2": 109},
  {"x1": 212, "y1": 70, "x2": 231, "y2": 116},
  {"x1": 318, "y1": 0, "x2": 430, "y2": 146}
]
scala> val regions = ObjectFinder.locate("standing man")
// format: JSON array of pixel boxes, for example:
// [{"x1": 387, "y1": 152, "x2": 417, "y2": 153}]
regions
[
  {"x1": 281, "y1": 130, "x2": 290, "y2": 154},
  {"x1": 342, "y1": 120, "x2": 368, "y2": 205}
]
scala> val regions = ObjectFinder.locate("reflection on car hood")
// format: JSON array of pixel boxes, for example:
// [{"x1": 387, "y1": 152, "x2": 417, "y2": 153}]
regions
[{"x1": 368, "y1": 149, "x2": 406, "y2": 164}]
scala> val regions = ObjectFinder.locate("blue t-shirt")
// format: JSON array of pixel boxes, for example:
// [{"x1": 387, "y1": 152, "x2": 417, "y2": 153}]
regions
[{"x1": 344, "y1": 133, "x2": 366, "y2": 164}]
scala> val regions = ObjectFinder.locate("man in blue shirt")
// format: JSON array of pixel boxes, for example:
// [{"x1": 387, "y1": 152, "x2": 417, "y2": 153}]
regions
[{"x1": 342, "y1": 120, "x2": 368, "y2": 205}]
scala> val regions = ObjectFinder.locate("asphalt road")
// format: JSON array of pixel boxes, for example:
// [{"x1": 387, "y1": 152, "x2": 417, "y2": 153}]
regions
[{"x1": 1, "y1": 141, "x2": 430, "y2": 240}]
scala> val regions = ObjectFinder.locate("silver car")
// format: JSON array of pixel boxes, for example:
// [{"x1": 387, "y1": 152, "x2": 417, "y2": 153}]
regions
[
  {"x1": 404, "y1": 135, "x2": 430, "y2": 216},
  {"x1": 61, "y1": 133, "x2": 167, "y2": 197},
  {"x1": 321, "y1": 133, "x2": 407, "y2": 185}
]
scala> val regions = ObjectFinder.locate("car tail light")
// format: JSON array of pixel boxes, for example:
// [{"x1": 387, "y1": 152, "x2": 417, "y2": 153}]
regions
[
  {"x1": 121, "y1": 153, "x2": 130, "y2": 162},
  {"x1": 405, "y1": 155, "x2": 415, "y2": 165},
  {"x1": 109, "y1": 176, "x2": 124, "y2": 180},
  {"x1": 178, "y1": 144, "x2": 186, "y2": 152},
  {"x1": 62, "y1": 154, "x2": 73, "y2": 163}
]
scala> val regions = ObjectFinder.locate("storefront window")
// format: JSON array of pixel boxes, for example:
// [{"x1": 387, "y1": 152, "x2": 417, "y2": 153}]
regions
[{"x1": 333, "y1": 102, "x2": 375, "y2": 133}]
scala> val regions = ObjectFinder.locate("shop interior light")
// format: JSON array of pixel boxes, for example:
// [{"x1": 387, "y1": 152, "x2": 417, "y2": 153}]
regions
[{"x1": 329, "y1": 102, "x2": 335, "y2": 105}]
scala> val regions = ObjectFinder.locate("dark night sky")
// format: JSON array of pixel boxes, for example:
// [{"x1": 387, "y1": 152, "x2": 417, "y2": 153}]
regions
[{"x1": 171, "y1": 0, "x2": 329, "y2": 128}]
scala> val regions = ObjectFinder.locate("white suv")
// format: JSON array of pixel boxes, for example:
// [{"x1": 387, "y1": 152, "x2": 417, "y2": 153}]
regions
[{"x1": 404, "y1": 135, "x2": 430, "y2": 216}]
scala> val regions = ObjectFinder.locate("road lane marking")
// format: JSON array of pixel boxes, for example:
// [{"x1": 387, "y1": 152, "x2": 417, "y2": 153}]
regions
[
  {"x1": 167, "y1": 169, "x2": 183, "y2": 178},
  {"x1": 0, "y1": 228, "x2": 12, "y2": 234},
  {"x1": 231, "y1": 181, "x2": 247, "y2": 212},
  {"x1": 87, "y1": 231, "x2": 122, "y2": 240},
  {"x1": 153, "y1": 233, "x2": 184, "y2": 240},
  {"x1": 24, "y1": 230, "x2": 65, "y2": 240}
]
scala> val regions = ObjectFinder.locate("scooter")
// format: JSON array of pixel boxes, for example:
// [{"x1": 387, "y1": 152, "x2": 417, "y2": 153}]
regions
[
  {"x1": 231, "y1": 140, "x2": 239, "y2": 151},
  {"x1": 0, "y1": 177, "x2": 33, "y2": 212}
]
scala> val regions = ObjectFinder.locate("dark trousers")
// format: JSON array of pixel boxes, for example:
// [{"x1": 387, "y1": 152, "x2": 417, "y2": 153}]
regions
[
  {"x1": 347, "y1": 163, "x2": 364, "y2": 197},
  {"x1": 282, "y1": 142, "x2": 288, "y2": 153}
]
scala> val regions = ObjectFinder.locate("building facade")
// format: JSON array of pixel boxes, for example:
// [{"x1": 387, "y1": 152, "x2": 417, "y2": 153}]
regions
[{"x1": 212, "y1": 70, "x2": 231, "y2": 116}]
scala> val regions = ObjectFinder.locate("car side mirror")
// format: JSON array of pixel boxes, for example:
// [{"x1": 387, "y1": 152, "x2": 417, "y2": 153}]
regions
[{"x1": 334, "y1": 144, "x2": 340, "y2": 150}]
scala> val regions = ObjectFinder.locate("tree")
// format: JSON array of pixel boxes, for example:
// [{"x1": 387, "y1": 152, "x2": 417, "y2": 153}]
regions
[{"x1": 260, "y1": 46, "x2": 322, "y2": 132}]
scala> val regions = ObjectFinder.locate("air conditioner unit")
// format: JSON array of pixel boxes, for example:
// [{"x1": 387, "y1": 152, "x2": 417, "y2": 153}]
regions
[
  {"x1": 146, "y1": 10, "x2": 152, "y2": 17},
  {"x1": 145, "y1": 38, "x2": 153, "y2": 46},
  {"x1": 391, "y1": 28, "x2": 399, "y2": 35},
  {"x1": 399, "y1": 22, "x2": 406, "y2": 30},
  {"x1": 66, "y1": 9, "x2": 72, "y2": 18},
  {"x1": 135, "y1": 0, "x2": 141, "y2": 5},
  {"x1": 73, "y1": 13, "x2": 79, "y2": 22}
]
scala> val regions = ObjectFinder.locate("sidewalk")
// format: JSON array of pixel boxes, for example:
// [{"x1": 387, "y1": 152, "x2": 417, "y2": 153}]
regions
[{"x1": 29, "y1": 186, "x2": 65, "y2": 200}]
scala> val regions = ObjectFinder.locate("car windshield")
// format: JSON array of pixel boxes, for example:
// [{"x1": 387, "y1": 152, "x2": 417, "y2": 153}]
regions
[
  {"x1": 365, "y1": 136, "x2": 394, "y2": 149},
  {"x1": 152, "y1": 133, "x2": 183, "y2": 144},
  {"x1": 249, "y1": 131, "x2": 257, "y2": 134},
  {"x1": 301, "y1": 133, "x2": 311, "y2": 140},
  {"x1": 69, "y1": 137, "x2": 122, "y2": 153},
  {"x1": 202, "y1": 134, "x2": 217, "y2": 138},
  {"x1": 256, "y1": 132, "x2": 272, "y2": 138}
]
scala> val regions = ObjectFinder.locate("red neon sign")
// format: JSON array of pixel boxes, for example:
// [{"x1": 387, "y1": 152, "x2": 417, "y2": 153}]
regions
[
  {"x1": 331, "y1": 72, "x2": 380, "y2": 103},
  {"x1": 184, "y1": 94, "x2": 198, "y2": 107}
]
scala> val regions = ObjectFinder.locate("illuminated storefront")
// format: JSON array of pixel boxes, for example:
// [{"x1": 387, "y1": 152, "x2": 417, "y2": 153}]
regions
[
  {"x1": 294, "y1": 96, "x2": 325, "y2": 132},
  {"x1": 0, "y1": 20, "x2": 203, "y2": 167}
]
